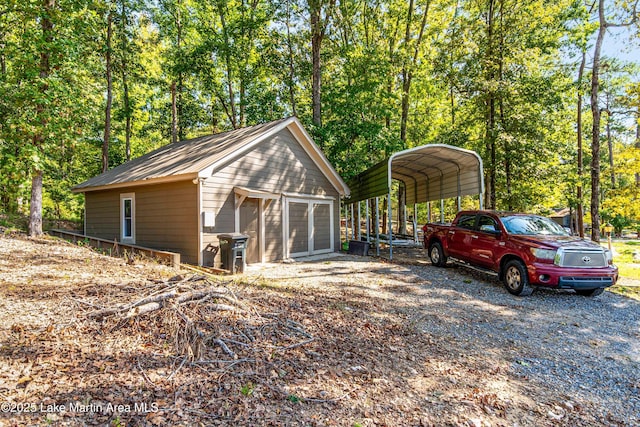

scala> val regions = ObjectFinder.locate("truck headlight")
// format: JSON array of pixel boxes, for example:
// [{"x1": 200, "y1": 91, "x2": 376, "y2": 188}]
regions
[{"x1": 530, "y1": 247, "x2": 557, "y2": 260}]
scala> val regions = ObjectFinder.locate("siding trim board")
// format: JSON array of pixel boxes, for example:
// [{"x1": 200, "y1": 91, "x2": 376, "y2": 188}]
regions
[
  {"x1": 283, "y1": 192, "x2": 336, "y2": 201},
  {"x1": 197, "y1": 179, "x2": 203, "y2": 266},
  {"x1": 73, "y1": 173, "x2": 198, "y2": 194},
  {"x1": 234, "y1": 186, "x2": 280, "y2": 200},
  {"x1": 120, "y1": 192, "x2": 135, "y2": 244}
]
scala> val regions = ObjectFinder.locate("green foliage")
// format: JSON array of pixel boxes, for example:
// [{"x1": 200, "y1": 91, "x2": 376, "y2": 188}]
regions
[
  {"x1": 286, "y1": 394, "x2": 300, "y2": 403},
  {"x1": 0, "y1": 0, "x2": 637, "y2": 225},
  {"x1": 240, "y1": 382, "x2": 255, "y2": 397}
]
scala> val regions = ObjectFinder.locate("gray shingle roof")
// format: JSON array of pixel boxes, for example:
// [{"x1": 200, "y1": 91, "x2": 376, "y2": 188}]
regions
[{"x1": 73, "y1": 117, "x2": 292, "y2": 191}]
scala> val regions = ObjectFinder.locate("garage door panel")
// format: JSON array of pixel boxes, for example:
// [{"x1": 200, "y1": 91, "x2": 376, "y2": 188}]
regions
[
  {"x1": 313, "y1": 203, "x2": 331, "y2": 251},
  {"x1": 288, "y1": 202, "x2": 309, "y2": 255}
]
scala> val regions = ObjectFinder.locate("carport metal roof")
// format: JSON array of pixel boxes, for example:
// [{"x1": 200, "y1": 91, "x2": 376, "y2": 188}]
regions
[{"x1": 345, "y1": 144, "x2": 484, "y2": 205}]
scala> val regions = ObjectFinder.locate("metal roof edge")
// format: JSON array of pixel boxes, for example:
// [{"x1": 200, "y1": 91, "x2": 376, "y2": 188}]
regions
[
  {"x1": 71, "y1": 173, "x2": 198, "y2": 193},
  {"x1": 387, "y1": 144, "x2": 484, "y2": 192}
]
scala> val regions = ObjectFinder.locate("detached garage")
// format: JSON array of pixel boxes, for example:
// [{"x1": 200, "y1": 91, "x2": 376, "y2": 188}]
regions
[{"x1": 73, "y1": 117, "x2": 350, "y2": 267}]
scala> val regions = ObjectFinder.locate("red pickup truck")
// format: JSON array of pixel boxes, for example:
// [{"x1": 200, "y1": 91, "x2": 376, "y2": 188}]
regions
[{"x1": 422, "y1": 210, "x2": 618, "y2": 296}]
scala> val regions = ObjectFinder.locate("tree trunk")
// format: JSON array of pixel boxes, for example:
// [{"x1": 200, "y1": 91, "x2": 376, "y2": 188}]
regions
[
  {"x1": 217, "y1": 2, "x2": 237, "y2": 128},
  {"x1": 120, "y1": 0, "x2": 132, "y2": 161},
  {"x1": 448, "y1": 0, "x2": 459, "y2": 126},
  {"x1": 399, "y1": 0, "x2": 414, "y2": 145},
  {"x1": 385, "y1": 14, "x2": 400, "y2": 130},
  {"x1": 171, "y1": 81, "x2": 178, "y2": 143},
  {"x1": 102, "y1": 10, "x2": 113, "y2": 173},
  {"x1": 576, "y1": 50, "x2": 586, "y2": 237},
  {"x1": 178, "y1": 75, "x2": 184, "y2": 139},
  {"x1": 590, "y1": 0, "x2": 606, "y2": 243},
  {"x1": 400, "y1": 0, "x2": 429, "y2": 146},
  {"x1": 285, "y1": 0, "x2": 297, "y2": 116},
  {"x1": 29, "y1": 171, "x2": 43, "y2": 236},
  {"x1": 309, "y1": 0, "x2": 334, "y2": 129},
  {"x1": 311, "y1": 5, "x2": 322, "y2": 127},
  {"x1": 29, "y1": 0, "x2": 54, "y2": 237},
  {"x1": 398, "y1": 0, "x2": 429, "y2": 231},
  {"x1": 382, "y1": 197, "x2": 387, "y2": 235},
  {"x1": 171, "y1": 1, "x2": 183, "y2": 140},
  {"x1": 636, "y1": 106, "x2": 640, "y2": 187},
  {"x1": 397, "y1": 184, "x2": 406, "y2": 235},
  {"x1": 123, "y1": 74, "x2": 131, "y2": 160},
  {"x1": 240, "y1": 77, "x2": 246, "y2": 127},
  {"x1": 498, "y1": 0, "x2": 509, "y2": 209},
  {"x1": 605, "y1": 103, "x2": 615, "y2": 188},
  {"x1": 485, "y1": 0, "x2": 497, "y2": 210}
]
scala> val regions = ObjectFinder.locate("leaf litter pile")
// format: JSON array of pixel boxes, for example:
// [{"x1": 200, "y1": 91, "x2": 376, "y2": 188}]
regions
[{"x1": 1, "y1": 232, "x2": 637, "y2": 426}]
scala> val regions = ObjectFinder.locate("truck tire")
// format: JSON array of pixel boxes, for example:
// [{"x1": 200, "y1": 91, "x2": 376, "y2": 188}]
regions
[
  {"x1": 503, "y1": 259, "x2": 533, "y2": 296},
  {"x1": 429, "y1": 241, "x2": 447, "y2": 267}
]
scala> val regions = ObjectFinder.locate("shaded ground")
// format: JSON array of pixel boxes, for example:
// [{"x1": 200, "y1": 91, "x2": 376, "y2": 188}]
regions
[{"x1": 0, "y1": 234, "x2": 638, "y2": 426}]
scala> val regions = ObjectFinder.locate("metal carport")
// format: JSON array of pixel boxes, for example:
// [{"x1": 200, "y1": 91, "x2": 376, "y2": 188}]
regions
[{"x1": 344, "y1": 144, "x2": 484, "y2": 259}]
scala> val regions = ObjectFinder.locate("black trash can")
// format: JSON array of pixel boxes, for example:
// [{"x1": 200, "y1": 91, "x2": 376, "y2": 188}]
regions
[
  {"x1": 348, "y1": 240, "x2": 370, "y2": 256},
  {"x1": 218, "y1": 233, "x2": 249, "y2": 274}
]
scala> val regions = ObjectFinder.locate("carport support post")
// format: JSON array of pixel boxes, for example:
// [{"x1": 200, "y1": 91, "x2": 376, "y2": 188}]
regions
[
  {"x1": 357, "y1": 202, "x2": 361, "y2": 241},
  {"x1": 344, "y1": 204, "x2": 349, "y2": 248},
  {"x1": 351, "y1": 203, "x2": 356, "y2": 240},
  {"x1": 413, "y1": 204, "x2": 418, "y2": 243},
  {"x1": 440, "y1": 199, "x2": 445, "y2": 223},
  {"x1": 375, "y1": 197, "x2": 380, "y2": 256},
  {"x1": 366, "y1": 200, "x2": 370, "y2": 242},
  {"x1": 388, "y1": 192, "x2": 393, "y2": 260}
]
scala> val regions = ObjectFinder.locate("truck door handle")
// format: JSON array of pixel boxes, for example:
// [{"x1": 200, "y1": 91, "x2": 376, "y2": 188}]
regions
[
  {"x1": 471, "y1": 235, "x2": 478, "y2": 239},
  {"x1": 448, "y1": 230, "x2": 455, "y2": 234}
]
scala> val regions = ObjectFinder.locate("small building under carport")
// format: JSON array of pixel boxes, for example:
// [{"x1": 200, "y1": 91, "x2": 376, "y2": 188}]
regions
[{"x1": 344, "y1": 144, "x2": 484, "y2": 259}]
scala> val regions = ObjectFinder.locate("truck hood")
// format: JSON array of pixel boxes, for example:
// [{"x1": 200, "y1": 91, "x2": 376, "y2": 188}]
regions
[{"x1": 510, "y1": 235, "x2": 604, "y2": 250}]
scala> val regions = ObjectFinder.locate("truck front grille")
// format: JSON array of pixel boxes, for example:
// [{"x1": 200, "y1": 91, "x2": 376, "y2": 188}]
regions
[{"x1": 556, "y1": 248, "x2": 607, "y2": 268}]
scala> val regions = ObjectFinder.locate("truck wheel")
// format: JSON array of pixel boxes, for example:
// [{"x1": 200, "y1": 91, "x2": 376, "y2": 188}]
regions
[
  {"x1": 503, "y1": 260, "x2": 533, "y2": 296},
  {"x1": 576, "y1": 288, "x2": 605, "y2": 297},
  {"x1": 429, "y1": 242, "x2": 447, "y2": 267}
]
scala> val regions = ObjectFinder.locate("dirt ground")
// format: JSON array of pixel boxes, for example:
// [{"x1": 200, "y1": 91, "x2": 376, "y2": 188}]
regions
[{"x1": 0, "y1": 233, "x2": 638, "y2": 426}]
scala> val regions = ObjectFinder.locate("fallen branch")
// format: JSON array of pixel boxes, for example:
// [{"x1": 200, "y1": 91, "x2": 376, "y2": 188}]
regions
[
  {"x1": 212, "y1": 338, "x2": 236, "y2": 358},
  {"x1": 87, "y1": 278, "x2": 236, "y2": 320},
  {"x1": 126, "y1": 302, "x2": 162, "y2": 318},
  {"x1": 280, "y1": 337, "x2": 315, "y2": 350}
]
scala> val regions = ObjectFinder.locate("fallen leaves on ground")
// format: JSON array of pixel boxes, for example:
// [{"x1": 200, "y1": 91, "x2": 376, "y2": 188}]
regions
[{"x1": 0, "y1": 233, "x2": 623, "y2": 426}]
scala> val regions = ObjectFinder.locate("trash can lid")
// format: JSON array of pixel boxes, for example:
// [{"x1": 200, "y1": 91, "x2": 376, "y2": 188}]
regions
[{"x1": 218, "y1": 233, "x2": 250, "y2": 241}]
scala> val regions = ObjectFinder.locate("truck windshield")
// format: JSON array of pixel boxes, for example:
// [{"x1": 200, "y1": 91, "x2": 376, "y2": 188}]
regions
[{"x1": 502, "y1": 215, "x2": 569, "y2": 236}]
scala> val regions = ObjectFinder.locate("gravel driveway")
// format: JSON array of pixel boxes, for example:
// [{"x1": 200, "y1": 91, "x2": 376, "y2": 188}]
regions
[
  {"x1": 1, "y1": 235, "x2": 637, "y2": 426},
  {"x1": 247, "y1": 251, "x2": 640, "y2": 426}
]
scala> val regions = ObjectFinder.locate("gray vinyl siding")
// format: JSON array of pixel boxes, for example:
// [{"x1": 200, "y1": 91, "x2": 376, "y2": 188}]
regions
[
  {"x1": 264, "y1": 200, "x2": 282, "y2": 261},
  {"x1": 85, "y1": 191, "x2": 120, "y2": 240},
  {"x1": 135, "y1": 181, "x2": 198, "y2": 263},
  {"x1": 85, "y1": 180, "x2": 198, "y2": 264},
  {"x1": 201, "y1": 128, "x2": 341, "y2": 265},
  {"x1": 209, "y1": 129, "x2": 336, "y2": 194}
]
